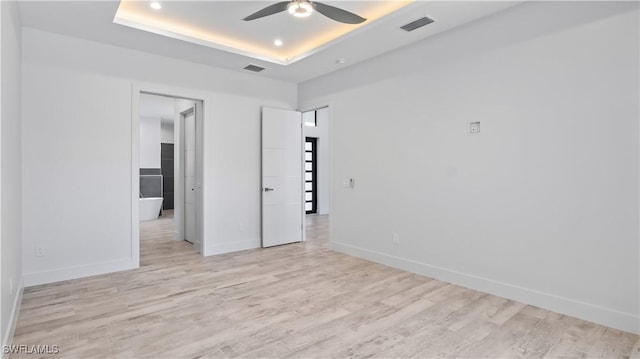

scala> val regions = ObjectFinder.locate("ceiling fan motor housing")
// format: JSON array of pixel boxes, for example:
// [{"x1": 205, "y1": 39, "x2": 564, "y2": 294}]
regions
[{"x1": 288, "y1": 0, "x2": 314, "y2": 18}]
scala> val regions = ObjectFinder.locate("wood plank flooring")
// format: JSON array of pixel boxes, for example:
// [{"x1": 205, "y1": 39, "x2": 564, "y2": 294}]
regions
[{"x1": 11, "y1": 212, "x2": 639, "y2": 358}]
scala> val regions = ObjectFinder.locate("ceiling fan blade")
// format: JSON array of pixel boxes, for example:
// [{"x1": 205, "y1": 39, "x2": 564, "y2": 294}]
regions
[
  {"x1": 312, "y1": 2, "x2": 366, "y2": 24},
  {"x1": 243, "y1": 2, "x2": 290, "y2": 21}
]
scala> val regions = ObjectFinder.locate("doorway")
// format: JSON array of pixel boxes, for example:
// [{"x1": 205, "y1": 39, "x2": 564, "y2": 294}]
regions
[
  {"x1": 302, "y1": 107, "x2": 330, "y2": 216},
  {"x1": 135, "y1": 91, "x2": 205, "y2": 262}
]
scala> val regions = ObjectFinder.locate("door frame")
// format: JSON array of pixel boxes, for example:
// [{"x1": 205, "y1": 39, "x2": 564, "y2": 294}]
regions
[
  {"x1": 177, "y1": 106, "x2": 193, "y2": 246},
  {"x1": 131, "y1": 82, "x2": 210, "y2": 266}
]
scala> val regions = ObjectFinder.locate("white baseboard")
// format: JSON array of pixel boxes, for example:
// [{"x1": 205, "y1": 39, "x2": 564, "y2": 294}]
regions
[
  {"x1": 331, "y1": 241, "x2": 640, "y2": 335},
  {"x1": 23, "y1": 258, "x2": 137, "y2": 287},
  {"x1": 205, "y1": 239, "x2": 260, "y2": 256},
  {"x1": 2, "y1": 278, "x2": 23, "y2": 358}
]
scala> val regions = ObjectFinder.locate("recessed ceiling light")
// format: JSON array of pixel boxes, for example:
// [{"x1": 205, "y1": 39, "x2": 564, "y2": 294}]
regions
[
  {"x1": 150, "y1": 2, "x2": 162, "y2": 10},
  {"x1": 274, "y1": 39, "x2": 283, "y2": 47},
  {"x1": 336, "y1": 58, "x2": 346, "y2": 64}
]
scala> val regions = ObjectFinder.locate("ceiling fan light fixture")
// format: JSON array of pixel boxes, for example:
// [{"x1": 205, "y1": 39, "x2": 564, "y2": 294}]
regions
[{"x1": 287, "y1": 1, "x2": 313, "y2": 18}]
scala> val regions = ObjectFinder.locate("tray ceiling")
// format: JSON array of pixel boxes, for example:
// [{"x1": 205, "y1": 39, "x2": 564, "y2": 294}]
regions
[
  {"x1": 114, "y1": 1, "x2": 413, "y2": 65},
  {"x1": 18, "y1": 1, "x2": 522, "y2": 83}
]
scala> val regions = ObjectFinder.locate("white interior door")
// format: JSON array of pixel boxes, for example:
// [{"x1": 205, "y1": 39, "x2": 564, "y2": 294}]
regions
[
  {"x1": 262, "y1": 107, "x2": 303, "y2": 247},
  {"x1": 184, "y1": 108, "x2": 196, "y2": 245}
]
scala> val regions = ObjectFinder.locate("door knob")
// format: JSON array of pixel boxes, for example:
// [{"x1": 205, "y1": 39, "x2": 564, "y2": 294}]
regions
[{"x1": 264, "y1": 187, "x2": 274, "y2": 192}]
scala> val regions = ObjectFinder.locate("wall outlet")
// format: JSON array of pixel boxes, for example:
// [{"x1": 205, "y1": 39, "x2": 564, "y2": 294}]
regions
[
  {"x1": 343, "y1": 178, "x2": 355, "y2": 189},
  {"x1": 469, "y1": 121, "x2": 481, "y2": 135},
  {"x1": 35, "y1": 247, "x2": 45, "y2": 257},
  {"x1": 9, "y1": 279, "x2": 13, "y2": 295},
  {"x1": 392, "y1": 233, "x2": 400, "y2": 245},
  {"x1": 238, "y1": 221, "x2": 245, "y2": 233}
]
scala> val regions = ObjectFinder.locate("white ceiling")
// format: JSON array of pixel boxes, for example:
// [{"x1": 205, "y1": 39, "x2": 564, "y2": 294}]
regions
[{"x1": 18, "y1": 1, "x2": 522, "y2": 83}]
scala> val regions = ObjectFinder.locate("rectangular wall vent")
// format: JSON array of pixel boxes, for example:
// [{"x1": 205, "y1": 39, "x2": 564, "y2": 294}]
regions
[
  {"x1": 400, "y1": 16, "x2": 434, "y2": 32},
  {"x1": 243, "y1": 64, "x2": 266, "y2": 72}
]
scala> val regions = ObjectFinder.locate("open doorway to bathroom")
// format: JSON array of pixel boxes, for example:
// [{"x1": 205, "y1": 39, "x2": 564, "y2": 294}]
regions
[{"x1": 137, "y1": 92, "x2": 204, "y2": 263}]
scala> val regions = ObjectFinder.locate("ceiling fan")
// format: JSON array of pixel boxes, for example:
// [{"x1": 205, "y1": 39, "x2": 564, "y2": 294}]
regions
[{"x1": 242, "y1": 0, "x2": 367, "y2": 24}]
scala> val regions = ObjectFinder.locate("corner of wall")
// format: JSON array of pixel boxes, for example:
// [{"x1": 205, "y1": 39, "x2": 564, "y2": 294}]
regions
[
  {"x1": 1, "y1": 279, "x2": 23, "y2": 358},
  {"x1": 1, "y1": 0, "x2": 24, "y2": 352},
  {"x1": 0, "y1": 0, "x2": 3, "y2": 349}
]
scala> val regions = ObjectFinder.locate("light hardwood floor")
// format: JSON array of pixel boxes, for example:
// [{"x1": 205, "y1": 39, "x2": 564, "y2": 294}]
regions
[{"x1": 11, "y1": 212, "x2": 639, "y2": 358}]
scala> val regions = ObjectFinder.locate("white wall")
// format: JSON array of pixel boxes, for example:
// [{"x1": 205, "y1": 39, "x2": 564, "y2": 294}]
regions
[
  {"x1": 160, "y1": 121, "x2": 174, "y2": 144},
  {"x1": 21, "y1": 28, "x2": 297, "y2": 286},
  {"x1": 299, "y1": 1, "x2": 640, "y2": 334},
  {"x1": 303, "y1": 107, "x2": 330, "y2": 215},
  {"x1": 1, "y1": 0, "x2": 23, "y2": 350},
  {"x1": 139, "y1": 117, "x2": 161, "y2": 168}
]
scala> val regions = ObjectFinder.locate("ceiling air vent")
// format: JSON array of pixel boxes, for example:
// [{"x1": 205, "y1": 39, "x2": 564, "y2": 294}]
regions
[
  {"x1": 243, "y1": 64, "x2": 266, "y2": 72},
  {"x1": 400, "y1": 16, "x2": 434, "y2": 32}
]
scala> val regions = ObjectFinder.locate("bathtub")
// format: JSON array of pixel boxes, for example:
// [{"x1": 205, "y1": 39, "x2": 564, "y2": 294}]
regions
[{"x1": 139, "y1": 197, "x2": 163, "y2": 221}]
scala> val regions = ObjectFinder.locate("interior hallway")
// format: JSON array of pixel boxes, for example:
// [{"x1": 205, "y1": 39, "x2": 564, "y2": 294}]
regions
[{"x1": 10, "y1": 214, "x2": 639, "y2": 358}]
